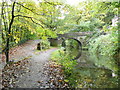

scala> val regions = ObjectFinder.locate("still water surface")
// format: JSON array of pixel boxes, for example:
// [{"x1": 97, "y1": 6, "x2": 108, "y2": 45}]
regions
[{"x1": 67, "y1": 50, "x2": 118, "y2": 88}]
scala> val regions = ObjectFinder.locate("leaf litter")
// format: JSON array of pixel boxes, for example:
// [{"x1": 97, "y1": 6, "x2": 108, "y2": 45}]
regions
[{"x1": 2, "y1": 40, "x2": 69, "y2": 88}]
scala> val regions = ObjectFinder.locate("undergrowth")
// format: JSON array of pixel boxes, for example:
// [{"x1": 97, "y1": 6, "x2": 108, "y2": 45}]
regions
[
  {"x1": 51, "y1": 48, "x2": 78, "y2": 87},
  {"x1": 89, "y1": 26, "x2": 118, "y2": 57}
]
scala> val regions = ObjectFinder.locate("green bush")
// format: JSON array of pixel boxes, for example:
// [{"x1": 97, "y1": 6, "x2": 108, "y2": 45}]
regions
[
  {"x1": 51, "y1": 48, "x2": 77, "y2": 75},
  {"x1": 40, "y1": 39, "x2": 50, "y2": 50},
  {"x1": 89, "y1": 27, "x2": 118, "y2": 56}
]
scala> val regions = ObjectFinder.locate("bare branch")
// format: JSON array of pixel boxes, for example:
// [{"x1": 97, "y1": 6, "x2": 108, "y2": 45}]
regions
[
  {"x1": 14, "y1": 15, "x2": 44, "y2": 28},
  {"x1": 14, "y1": 15, "x2": 33, "y2": 18},
  {"x1": 30, "y1": 18, "x2": 44, "y2": 28},
  {"x1": 44, "y1": 0, "x2": 62, "y2": 6}
]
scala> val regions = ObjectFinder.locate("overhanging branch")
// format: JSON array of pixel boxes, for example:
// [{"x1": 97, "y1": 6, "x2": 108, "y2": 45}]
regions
[
  {"x1": 15, "y1": 2, "x2": 41, "y2": 16},
  {"x1": 30, "y1": 18, "x2": 44, "y2": 28},
  {"x1": 14, "y1": 15, "x2": 44, "y2": 28},
  {"x1": 44, "y1": 0, "x2": 62, "y2": 6}
]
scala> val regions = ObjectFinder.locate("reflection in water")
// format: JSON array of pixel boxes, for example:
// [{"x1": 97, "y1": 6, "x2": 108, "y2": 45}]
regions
[
  {"x1": 89, "y1": 53, "x2": 118, "y2": 74},
  {"x1": 62, "y1": 39, "x2": 118, "y2": 88},
  {"x1": 63, "y1": 39, "x2": 82, "y2": 59},
  {"x1": 66, "y1": 51, "x2": 118, "y2": 88}
]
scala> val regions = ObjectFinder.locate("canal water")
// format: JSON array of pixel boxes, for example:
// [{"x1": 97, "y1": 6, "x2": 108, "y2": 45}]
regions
[
  {"x1": 61, "y1": 39, "x2": 118, "y2": 88},
  {"x1": 67, "y1": 50, "x2": 118, "y2": 88}
]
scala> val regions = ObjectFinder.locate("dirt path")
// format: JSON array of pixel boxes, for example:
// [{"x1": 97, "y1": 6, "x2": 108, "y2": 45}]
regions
[
  {"x1": 1, "y1": 40, "x2": 39, "y2": 68},
  {"x1": 15, "y1": 48, "x2": 57, "y2": 88},
  {"x1": 2, "y1": 40, "x2": 60, "y2": 88}
]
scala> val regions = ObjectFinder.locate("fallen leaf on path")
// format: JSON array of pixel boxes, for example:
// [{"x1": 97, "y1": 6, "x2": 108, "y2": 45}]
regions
[{"x1": 37, "y1": 81, "x2": 42, "y2": 83}]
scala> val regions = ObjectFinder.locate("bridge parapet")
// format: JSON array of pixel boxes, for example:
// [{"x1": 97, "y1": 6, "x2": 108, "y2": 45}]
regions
[
  {"x1": 57, "y1": 32, "x2": 93, "y2": 46},
  {"x1": 58, "y1": 32, "x2": 93, "y2": 38}
]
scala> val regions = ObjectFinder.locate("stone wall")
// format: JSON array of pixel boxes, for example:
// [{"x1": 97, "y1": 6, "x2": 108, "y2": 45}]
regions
[{"x1": 49, "y1": 38, "x2": 63, "y2": 47}]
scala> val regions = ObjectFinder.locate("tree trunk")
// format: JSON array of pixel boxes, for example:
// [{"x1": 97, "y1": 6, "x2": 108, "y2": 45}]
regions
[{"x1": 5, "y1": 2, "x2": 15, "y2": 63}]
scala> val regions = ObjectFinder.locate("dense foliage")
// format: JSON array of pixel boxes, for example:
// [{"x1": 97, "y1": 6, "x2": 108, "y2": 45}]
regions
[
  {"x1": 50, "y1": 0, "x2": 119, "y2": 88},
  {"x1": 89, "y1": 26, "x2": 118, "y2": 56},
  {"x1": 1, "y1": 0, "x2": 119, "y2": 88},
  {"x1": 1, "y1": 0, "x2": 71, "y2": 62}
]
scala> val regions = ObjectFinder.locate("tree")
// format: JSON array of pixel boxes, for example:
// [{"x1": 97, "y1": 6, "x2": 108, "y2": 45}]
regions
[
  {"x1": 1, "y1": 0, "x2": 45, "y2": 62},
  {"x1": 1, "y1": 0, "x2": 69, "y2": 62}
]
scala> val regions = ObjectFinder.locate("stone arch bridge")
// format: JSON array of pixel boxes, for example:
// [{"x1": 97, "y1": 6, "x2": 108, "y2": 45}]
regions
[
  {"x1": 49, "y1": 32, "x2": 93, "y2": 47},
  {"x1": 49, "y1": 32, "x2": 93, "y2": 59}
]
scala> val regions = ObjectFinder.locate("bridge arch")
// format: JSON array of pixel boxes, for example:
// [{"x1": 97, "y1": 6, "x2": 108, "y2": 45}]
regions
[{"x1": 61, "y1": 38, "x2": 82, "y2": 60}]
